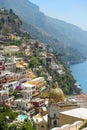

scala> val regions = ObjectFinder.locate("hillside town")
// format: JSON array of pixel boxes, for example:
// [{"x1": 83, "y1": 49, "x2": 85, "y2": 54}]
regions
[{"x1": 0, "y1": 8, "x2": 87, "y2": 130}]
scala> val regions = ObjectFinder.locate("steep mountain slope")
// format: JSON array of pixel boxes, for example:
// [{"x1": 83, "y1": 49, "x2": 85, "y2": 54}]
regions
[
  {"x1": 0, "y1": 0, "x2": 87, "y2": 63},
  {"x1": 0, "y1": 9, "x2": 22, "y2": 35}
]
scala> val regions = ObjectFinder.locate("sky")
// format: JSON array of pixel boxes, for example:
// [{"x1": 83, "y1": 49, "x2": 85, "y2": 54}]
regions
[{"x1": 29, "y1": 0, "x2": 87, "y2": 30}]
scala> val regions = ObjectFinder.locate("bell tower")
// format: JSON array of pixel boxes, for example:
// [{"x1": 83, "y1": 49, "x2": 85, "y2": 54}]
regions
[{"x1": 48, "y1": 82, "x2": 64, "y2": 129}]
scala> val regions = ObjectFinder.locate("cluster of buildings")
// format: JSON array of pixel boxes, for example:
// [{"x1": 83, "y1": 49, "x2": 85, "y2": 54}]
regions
[
  {"x1": 32, "y1": 84, "x2": 87, "y2": 130},
  {"x1": 1, "y1": 7, "x2": 86, "y2": 130},
  {"x1": 0, "y1": 42, "x2": 53, "y2": 129},
  {"x1": 0, "y1": 41, "x2": 87, "y2": 130}
]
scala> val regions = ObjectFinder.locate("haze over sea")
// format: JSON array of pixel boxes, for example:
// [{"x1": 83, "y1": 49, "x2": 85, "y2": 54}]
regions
[{"x1": 70, "y1": 60, "x2": 87, "y2": 93}]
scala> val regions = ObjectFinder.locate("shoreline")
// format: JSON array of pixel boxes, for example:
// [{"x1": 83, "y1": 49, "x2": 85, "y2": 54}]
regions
[
  {"x1": 70, "y1": 60, "x2": 87, "y2": 94},
  {"x1": 69, "y1": 58, "x2": 87, "y2": 66}
]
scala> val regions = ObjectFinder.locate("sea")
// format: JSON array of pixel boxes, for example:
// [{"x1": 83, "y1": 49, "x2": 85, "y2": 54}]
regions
[{"x1": 70, "y1": 60, "x2": 87, "y2": 93}]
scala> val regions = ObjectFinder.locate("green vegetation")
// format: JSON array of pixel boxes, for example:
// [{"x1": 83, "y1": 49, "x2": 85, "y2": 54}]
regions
[
  {"x1": 79, "y1": 121, "x2": 87, "y2": 129},
  {"x1": 0, "y1": 8, "x2": 21, "y2": 35},
  {"x1": 1, "y1": 0, "x2": 86, "y2": 63},
  {"x1": 52, "y1": 64, "x2": 75, "y2": 94},
  {"x1": 29, "y1": 56, "x2": 40, "y2": 68},
  {"x1": 28, "y1": 40, "x2": 76, "y2": 95},
  {"x1": 0, "y1": 106, "x2": 18, "y2": 130},
  {"x1": 40, "y1": 92, "x2": 49, "y2": 98},
  {"x1": 8, "y1": 119, "x2": 35, "y2": 130},
  {"x1": 0, "y1": 106, "x2": 35, "y2": 130},
  {"x1": 3, "y1": 40, "x2": 21, "y2": 46},
  {"x1": 21, "y1": 119, "x2": 34, "y2": 130},
  {"x1": 0, "y1": 106, "x2": 19, "y2": 120},
  {"x1": 0, "y1": 8, "x2": 77, "y2": 95},
  {"x1": 0, "y1": 8, "x2": 81, "y2": 129}
]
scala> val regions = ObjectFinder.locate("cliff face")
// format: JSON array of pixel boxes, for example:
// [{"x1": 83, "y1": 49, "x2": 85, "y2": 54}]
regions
[
  {"x1": 0, "y1": 0, "x2": 87, "y2": 63},
  {"x1": 0, "y1": 8, "x2": 22, "y2": 35},
  {"x1": 0, "y1": 8, "x2": 80, "y2": 95}
]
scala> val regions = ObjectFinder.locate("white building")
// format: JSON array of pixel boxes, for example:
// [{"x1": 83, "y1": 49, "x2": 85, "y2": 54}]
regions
[
  {"x1": 21, "y1": 82, "x2": 36, "y2": 92},
  {"x1": 21, "y1": 90, "x2": 32, "y2": 101},
  {"x1": 14, "y1": 99, "x2": 32, "y2": 111},
  {"x1": 3, "y1": 81, "x2": 19, "y2": 91}
]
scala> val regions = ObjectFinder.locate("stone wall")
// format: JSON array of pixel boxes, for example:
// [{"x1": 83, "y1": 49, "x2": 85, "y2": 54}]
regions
[{"x1": 59, "y1": 113, "x2": 84, "y2": 126}]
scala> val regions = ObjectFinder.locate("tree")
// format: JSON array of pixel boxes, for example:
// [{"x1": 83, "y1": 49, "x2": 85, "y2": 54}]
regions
[
  {"x1": 0, "y1": 106, "x2": 19, "y2": 130},
  {"x1": 29, "y1": 56, "x2": 40, "y2": 68},
  {"x1": 0, "y1": 115, "x2": 8, "y2": 130},
  {"x1": 8, "y1": 124, "x2": 17, "y2": 130},
  {"x1": 21, "y1": 119, "x2": 34, "y2": 130}
]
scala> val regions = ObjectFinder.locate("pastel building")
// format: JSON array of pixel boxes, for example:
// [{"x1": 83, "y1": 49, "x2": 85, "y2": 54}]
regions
[
  {"x1": 21, "y1": 90, "x2": 32, "y2": 101},
  {"x1": 21, "y1": 82, "x2": 36, "y2": 92},
  {"x1": 0, "y1": 74, "x2": 7, "y2": 88},
  {"x1": 32, "y1": 98, "x2": 45, "y2": 113},
  {"x1": 21, "y1": 82, "x2": 39, "y2": 98},
  {"x1": 0, "y1": 89, "x2": 13, "y2": 105},
  {"x1": 0, "y1": 61, "x2": 5, "y2": 71},
  {"x1": 3, "y1": 81, "x2": 19, "y2": 91},
  {"x1": 33, "y1": 114, "x2": 48, "y2": 130},
  {"x1": 17, "y1": 70, "x2": 29, "y2": 83},
  {"x1": 6, "y1": 72, "x2": 18, "y2": 83},
  {"x1": 28, "y1": 77, "x2": 46, "y2": 90},
  {"x1": 5, "y1": 62, "x2": 16, "y2": 72},
  {"x1": 0, "y1": 89, "x2": 8, "y2": 104},
  {"x1": 0, "y1": 71, "x2": 19, "y2": 89},
  {"x1": 14, "y1": 99, "x2": 32, "y2": 111}
]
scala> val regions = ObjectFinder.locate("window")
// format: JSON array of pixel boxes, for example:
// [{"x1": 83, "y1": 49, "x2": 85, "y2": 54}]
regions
[
  {"x1": 54, "y1": 113, "x2": 56, "y2": 117},
  {"x1": 41, "y1": 125, "x2": 44, "y2": 128},
  {"x1": 54, "y1": 120, "x2": 57, "y2": 126}
]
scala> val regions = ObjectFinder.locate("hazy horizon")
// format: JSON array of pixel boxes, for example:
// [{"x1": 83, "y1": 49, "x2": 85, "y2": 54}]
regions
[{"x1": 29, "y1": 0, "x2": 87, "y2": 31}]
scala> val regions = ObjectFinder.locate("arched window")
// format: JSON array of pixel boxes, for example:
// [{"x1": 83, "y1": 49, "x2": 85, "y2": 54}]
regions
[{"x1": 54, "y1": 120, "x2": 57, "y2": 126}]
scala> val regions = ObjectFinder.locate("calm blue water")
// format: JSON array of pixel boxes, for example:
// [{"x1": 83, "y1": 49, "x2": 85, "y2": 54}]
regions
[{"x1": 70, "y1": 60, "x2": 87, "y2": 93}]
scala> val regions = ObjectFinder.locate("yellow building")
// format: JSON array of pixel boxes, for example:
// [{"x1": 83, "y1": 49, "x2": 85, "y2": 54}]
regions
[
  {"x1": 16, "y1": 61, "x2": 28, "y2": 69},
  {"x1": 28, "y1": 77, "x2": 46, "y2": 90}
]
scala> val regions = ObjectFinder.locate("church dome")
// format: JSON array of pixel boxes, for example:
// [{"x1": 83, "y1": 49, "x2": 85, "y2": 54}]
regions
[{"x1": 49, "y1": 82, "x2": 64, "y2": 103}]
